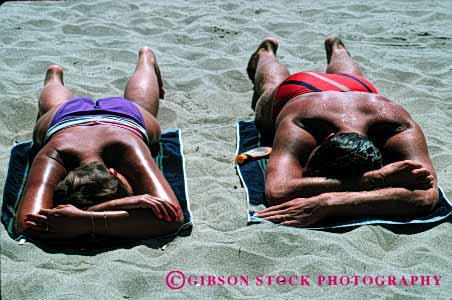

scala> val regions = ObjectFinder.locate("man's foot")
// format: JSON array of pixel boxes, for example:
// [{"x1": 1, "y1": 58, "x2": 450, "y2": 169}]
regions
[
  {"x1": 246, "y1": 37, "x2": 279, "y2": 84},
  {"x1": 138, "y1": 47, "x2": 165, "y2": 99},
  {"x1": 44, "y1": 64, "x2": 64, "y2": 86},
  {"x1": 324, "y1": 36, "x2": 351, "y2": 64}
]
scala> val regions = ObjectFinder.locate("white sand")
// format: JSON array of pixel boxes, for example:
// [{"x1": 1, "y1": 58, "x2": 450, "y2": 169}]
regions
[{"x1": 1, "y1": 0, "x2": 451, "y2": 299}]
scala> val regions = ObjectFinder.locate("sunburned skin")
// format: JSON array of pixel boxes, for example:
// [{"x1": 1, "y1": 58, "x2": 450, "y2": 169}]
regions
[
  {"x1": 247, "y1": 36, "x2": 438, "y2": 227},
  {"x1": 277, "y1": 92, "x2": 411, "y2": 153},
  {"x1": 15, "y1": 48, "x2": 184, "y2": 241}
]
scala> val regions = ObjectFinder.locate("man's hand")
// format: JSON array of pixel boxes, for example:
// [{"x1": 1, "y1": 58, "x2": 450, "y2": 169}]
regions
[
  {"x1": 254, "y1": 197, "x2": 329, "y2": 227},
  {"x1": 87, "y1": 194, "x2": 183, "y2": 223},
  {"x1": 24, "y1": 204, "x2": 90, "y2": 238},
  {"x1": 368, "y1": 160, "x2": 434, "y2": 190}
]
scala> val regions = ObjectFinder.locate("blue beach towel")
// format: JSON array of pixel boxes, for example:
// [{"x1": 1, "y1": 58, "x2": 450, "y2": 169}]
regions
[
  {"x1": 235, "y1": 120, "x2": 452, "y2": 229},
  {"x1": 1, "y1": 128, "x2": 192, "y2": 240}
]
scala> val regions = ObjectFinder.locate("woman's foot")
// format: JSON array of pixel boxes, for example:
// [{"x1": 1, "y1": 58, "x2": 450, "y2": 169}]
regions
[
  {"x1": 44, "y1": 64, "x2": 64, "y2": 86},
  {"x1": 138, "y1": 47, "x2": 165, "y2": 99}
]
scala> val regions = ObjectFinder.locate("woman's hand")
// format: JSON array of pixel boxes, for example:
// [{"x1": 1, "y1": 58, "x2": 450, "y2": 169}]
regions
[
  {"x1": 254, "y1": 196, "x2": 329, "y2": 227},
  {"x1": 24, "y1": 204, "x2": 91, "y2": 238},
  {"x1": 127, "y1": 195, "x2": 183, "y2": 223}
]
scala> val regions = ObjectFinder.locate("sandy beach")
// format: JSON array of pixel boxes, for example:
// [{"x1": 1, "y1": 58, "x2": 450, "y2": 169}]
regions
[{"x1": 1, "y1": 0, "x2": 451, "y2": 299}]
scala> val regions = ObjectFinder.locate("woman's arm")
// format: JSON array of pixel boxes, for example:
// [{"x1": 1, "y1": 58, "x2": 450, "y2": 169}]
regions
[
  {"x1": 15, "y1": 148, "x2": 67, "y2": 237},
  {"x1": 86, "y1": 194, "x2": 183, "y2": 222},
  {"x1": 25, "y1": 204, "x2": 182, "y2": 240},
  {"x1": 36, "y1": 141, "x2": 185, "y2": 240},
  {"x1": 110, "y1": 141, "x2": 183, "y2": 218}
]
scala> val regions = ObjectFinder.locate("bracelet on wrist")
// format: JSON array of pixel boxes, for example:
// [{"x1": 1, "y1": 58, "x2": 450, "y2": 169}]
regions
[
  {"x1": 90, "y1": 213, "x2": 96, "y2": 239},
  {"x1": 103, "y1": 212, "x2": 109, "y2": 235}
]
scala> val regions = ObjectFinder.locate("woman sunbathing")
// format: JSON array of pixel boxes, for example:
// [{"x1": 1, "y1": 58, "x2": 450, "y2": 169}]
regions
[{"x1": 15, "y1": 48, "x2": 183, "y2": 241}]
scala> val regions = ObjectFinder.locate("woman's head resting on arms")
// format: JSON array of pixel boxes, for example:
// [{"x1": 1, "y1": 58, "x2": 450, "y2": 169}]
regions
[{"x1": 54, "y1": 162, "x2": 133, "y2": 208}]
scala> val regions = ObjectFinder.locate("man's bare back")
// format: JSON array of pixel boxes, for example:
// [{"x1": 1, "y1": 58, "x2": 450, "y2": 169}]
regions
[{"x1": 278, "y1": 92, "x2": 408, "y2": 144}]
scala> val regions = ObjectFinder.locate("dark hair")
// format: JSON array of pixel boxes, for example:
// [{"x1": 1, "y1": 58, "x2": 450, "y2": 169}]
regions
[
  {"x1": 54, "y1": 162, "x2": 130, "y2": 208},
  {"x1": 304, "y1": 132, "x2": 383, "y2": 178}
]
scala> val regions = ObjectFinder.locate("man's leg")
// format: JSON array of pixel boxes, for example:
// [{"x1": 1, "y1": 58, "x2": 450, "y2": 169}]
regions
[
  {"x1": 124, "y1": 47, "x2": 164, "y2": 117},
  {"x1": 38, "y1": 65, "x2": 73, "y2": 118},
  {"x1": 247, "y1": 37, "x2": 289, "y2": 135},
  {"x1": 325, "y1": 36, "x2": 363, "y2": 76}
]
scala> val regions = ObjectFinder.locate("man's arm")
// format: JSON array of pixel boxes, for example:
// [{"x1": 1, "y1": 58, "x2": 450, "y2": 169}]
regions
[
  {"x1": 326, "y1": 187, "x2": 437, "y2": 219},
  {"x1": 258, "y1": 119, "x2": 438, "y2": 225},
  {"x1": 378, "y1": 119, "x2": 438, "y2": 207},
  {"x1": 266, "y1": 119, "x2": 391, "y2": 206},
  {"x1": 266, "y1": 117, "x2": 437, "y2": 206},
  {"x1": 352, "y1": 107, "x2": 439, "y2": 213},
  {"x1": 255, "y1": 187, "x2": 437, "y2": 227}
]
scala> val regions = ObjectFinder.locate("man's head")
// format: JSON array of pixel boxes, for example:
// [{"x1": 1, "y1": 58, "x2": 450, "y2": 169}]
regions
[
  {"x1": 304, "y1": 132, "x2": 383, "y2": 178},
  {"x1": 54, "y1": 162, "x2": 132, "y2": 208}
]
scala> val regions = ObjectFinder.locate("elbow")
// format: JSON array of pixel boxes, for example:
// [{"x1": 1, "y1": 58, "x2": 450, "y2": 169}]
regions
[
  {"x1": 142, "y1": 221, "x2": 184, "y2": 240},
  {"x1": 127, "y1": 209, "x2": 184, "y2": 239},
  {"x1": 15, "y1": 223, "x2": 25, "y2": 237},
  {"x1": 14, "y1": 217, "x2": 27, "y2": 237},
  {"x1": 177, "y1": 208, "x2": 184, "y2": 224},
  {"x1": 14, "y1": 220, "x2": 38, "y2": 239},
  {"x1": 413, "y1": 188, "x2": 439, "y2": 214},
  {"x1": 265, "y1": 183, "x2": 289, "y2": 206}
]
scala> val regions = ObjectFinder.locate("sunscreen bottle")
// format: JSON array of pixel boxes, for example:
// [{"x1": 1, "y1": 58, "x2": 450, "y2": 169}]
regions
[{"x1": 235, "y1": 147, "x2": 272, "y2": 164}]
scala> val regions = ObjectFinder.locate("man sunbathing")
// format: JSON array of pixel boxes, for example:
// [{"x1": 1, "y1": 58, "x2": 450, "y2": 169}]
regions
[
  {"x1": 246, "y1": 37, "x2": 438, "y2": 227},
  {"x1": 15, "y1": 48, "x2": 183, "y2": 240}
]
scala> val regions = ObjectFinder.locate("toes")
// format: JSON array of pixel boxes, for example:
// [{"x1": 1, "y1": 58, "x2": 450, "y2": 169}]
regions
[
  {"x1": 324, "y1": 36, "x2": 349, "y2": 63},
  {"x1": 324, "y1": 36, "x2": 345, "y2": 49},
  {"x1": 324, "y1": 35, "x2": 338, "y2": 45},
  {"x1": 47, "y1": 64, "x2": 63, "y2": 73},
  {"x1": 44, "y1": 65, "x2": 64, "y2": 84},
  {"x1": 247, "y1": 37, "x2": 279, "y2": 83},
  {"x1": 261, "y1": 37, "x2": 279, "y2": 53},
  {"x1": 139, "y1": 46, "x2": 154, "y2": 57}
]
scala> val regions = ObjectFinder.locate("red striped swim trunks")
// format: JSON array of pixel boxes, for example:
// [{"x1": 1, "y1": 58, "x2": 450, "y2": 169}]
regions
[{"x1": 273, "y1": 71, "x2": 378, "y2": 121}]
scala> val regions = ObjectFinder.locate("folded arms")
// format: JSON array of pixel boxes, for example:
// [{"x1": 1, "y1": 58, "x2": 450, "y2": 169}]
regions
[
  {"x1": 260, "y1": 119, "x2": 438, "y2": 226},
  {"x1": 15, "y1": 146, "x2": 183, "y2": 241}
]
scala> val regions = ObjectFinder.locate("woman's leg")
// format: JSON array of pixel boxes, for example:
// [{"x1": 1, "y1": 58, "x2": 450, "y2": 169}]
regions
[
  {"x1": 38, "y1": 65, "x2": 73, "y2": 118},
  {"x1": 124, "y1": 47, "x2": 164, "y2": 117}
]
